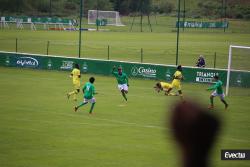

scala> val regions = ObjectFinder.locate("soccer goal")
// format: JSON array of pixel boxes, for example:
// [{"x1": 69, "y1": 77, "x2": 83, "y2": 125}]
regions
[
  {"x1": 226, "y1": 45, "x2": 250, "y2": 96},
  {"x1": 88, "y1": 10, "x2": 124, "y2": 26}
]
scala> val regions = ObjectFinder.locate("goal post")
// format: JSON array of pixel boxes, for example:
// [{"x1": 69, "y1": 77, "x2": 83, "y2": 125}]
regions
[
  {"x1": 226, "y1": 45, "x2": 250, "y2": 96},
  {"x1": 88, "y1": 10, "x2": 124, "y2": 26}
]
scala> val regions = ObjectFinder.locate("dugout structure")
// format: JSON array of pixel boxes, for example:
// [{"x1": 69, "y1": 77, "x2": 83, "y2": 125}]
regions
[{"x1": 0, "y1": 16, "x2": 76, "y2": 30}]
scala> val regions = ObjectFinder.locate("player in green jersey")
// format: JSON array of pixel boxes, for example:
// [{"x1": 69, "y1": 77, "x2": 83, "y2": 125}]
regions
[
  {"x1": 74, "y1": 77, "x2": 96, "y2": 114},
  {"x1": 207, "y1": 75, "x2": 228, "y2": 109},
  {"x1": 112, "y1": 66, "x2": 129, "y2": 101}
]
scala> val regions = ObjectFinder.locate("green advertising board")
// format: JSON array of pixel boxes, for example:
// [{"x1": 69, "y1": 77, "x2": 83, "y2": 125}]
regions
[
  {"x1": 0, "y1": 51, "x2": 249, "y2": 88},
  {"x1": 31, "y1": 17, "x2": 72, "y2": 24},
  {"x1": 176, "y1": 21, "x2": 229, "y2": 28},
  {"x1": 4, "y1": 16, "x2": 29, "y2": 22},
  {"x1": 3, "y1": 16, "x2": 72, "y2": 24}
]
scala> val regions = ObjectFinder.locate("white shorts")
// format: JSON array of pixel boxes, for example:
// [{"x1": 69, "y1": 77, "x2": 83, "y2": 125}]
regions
[
  {"x1": 84, "y1": 97, "x2": 96, "y2": 103},
  {"x1": 211, "y1": 91, "x2": 225, "y2": 100},
  {"x1": 118, "y1": 84, "x2": 128, "y2": 91}
]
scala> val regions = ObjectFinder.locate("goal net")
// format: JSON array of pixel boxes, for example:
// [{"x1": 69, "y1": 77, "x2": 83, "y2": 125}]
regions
[
  {"x1": 226, "y1": 45, "x2": 250, "y2": 96},
  {"x1": 88, "y1": 10, "x2": 124, "y2": 26}
]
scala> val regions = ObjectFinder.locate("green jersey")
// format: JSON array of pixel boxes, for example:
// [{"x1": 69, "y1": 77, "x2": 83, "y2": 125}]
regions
[
  {"x1": 112, "y1": 71, "x2": 128, "y2": 85},
  {"x1": 207, "y1": 80, "x2": 223, "y2": 94},
  {"x1": 83, "y1": 82, "x2": 95, "y2": 99}
]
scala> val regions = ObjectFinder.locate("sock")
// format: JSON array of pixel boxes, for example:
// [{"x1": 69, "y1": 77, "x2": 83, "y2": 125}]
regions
[
  {"x1": 69, "y1": 90, "x2": 78, "y2": 100},
  {"x1": 68, "y1": 91, "x2": 75, "y2": 96},
  {"x1": 210, "y1": 97, "x2": 214, "y2": 106},
  {"x1": 122, "y1": 92, "x2": 127, "y2": 101},
  {"x1": 89, "y1": 103, "x2": 95, "y2": 114},
  {"x1": 77, "y1": 102, "x2": 87, "y2": 109},
  {"x1": 73, "y1": 93, "x2": 77, "y2": 100},
  {"x1": 221, "y1": 100, "x2": 228, "y2": 107}
]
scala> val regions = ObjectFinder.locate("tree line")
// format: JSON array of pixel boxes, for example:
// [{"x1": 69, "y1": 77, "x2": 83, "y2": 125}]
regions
[{"x1": 0, "y1": 0, "x2": 249, "y2": 19}]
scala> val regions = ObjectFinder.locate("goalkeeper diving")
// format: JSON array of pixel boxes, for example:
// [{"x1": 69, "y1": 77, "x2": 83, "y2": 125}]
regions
[{"x1": 154, "y1": 82, "x2": 178, "y2": 96}]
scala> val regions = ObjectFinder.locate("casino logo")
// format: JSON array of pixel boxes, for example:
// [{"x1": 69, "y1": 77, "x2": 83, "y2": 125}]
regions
[
  {"x1": 131, "y1": 66, "x2": 156, "y2": 78},
  {"x1": 131, "y1": 66, "x2": 139, "y2": 76},
  {"x1": 16, "y1": 57, "x2": 39, "y2": 68}
]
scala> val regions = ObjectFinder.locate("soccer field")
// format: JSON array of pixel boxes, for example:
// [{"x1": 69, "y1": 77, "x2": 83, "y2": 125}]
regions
[
  {"x1": 1, "y1": 29, "x2": 250, "y2": 69},
  {"x1": 0, "y1": 67, "x2": 249, "y2": 167}
]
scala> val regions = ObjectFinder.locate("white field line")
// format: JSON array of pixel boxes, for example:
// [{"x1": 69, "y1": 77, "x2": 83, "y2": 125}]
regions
[
  {"x1": 13, "y1": 117, "x2": 126, "y2": 128},
  {"x1": 59, "y1": 112, "x2": 166, "y2": 130},
  {"x1": 5, "y1": 112, "x2": 250, "y2": 144},
  {"x1": 60, "y1": 113, "x2": 250, "y2": 143},
  {"x1": 8, "y1": 111, "x2": 166, "y2": 130},
  {"x1": 221, "y1": 137, "x2": 250, "y2": 144}
]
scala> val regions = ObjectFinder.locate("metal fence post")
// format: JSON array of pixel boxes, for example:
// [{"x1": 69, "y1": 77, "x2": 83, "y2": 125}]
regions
[
  {"x1": 213, "y1": 52, "x2": 217, "y2": 68},
  {"x1": 47, "y1": 41, "x2": 50, "y2": 55},
  {"x1": 108, "y1": 45, "x2": 110, "y2": 60},
  {"x1": 141, "y1": 48, "x2": 143, "y2": 63},
  {"x1": 15, "y1": 38, "x2": 18, "y2": 52}
]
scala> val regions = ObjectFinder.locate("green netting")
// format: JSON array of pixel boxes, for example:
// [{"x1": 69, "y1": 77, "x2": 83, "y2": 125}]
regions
[{"x1": 231, "y1": 47, "x2": 250, "y2": 71}]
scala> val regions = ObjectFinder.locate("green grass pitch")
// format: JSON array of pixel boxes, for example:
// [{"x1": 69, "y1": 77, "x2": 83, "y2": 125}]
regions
[
  {"x1": 0, "y1": 66, "x2": 249, "y2": 167},
  {"x1": 1, "y1": 28, "x2": 250, "y2": 69}
]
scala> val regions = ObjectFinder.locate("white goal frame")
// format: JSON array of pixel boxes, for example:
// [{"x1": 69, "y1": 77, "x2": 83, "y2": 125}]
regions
[
  {"x1": 226, "y1": 45, "x2": 250, "y2": 96},
  {"x1": 88, "y1": 10, "x2": 124, "y2": 26}
]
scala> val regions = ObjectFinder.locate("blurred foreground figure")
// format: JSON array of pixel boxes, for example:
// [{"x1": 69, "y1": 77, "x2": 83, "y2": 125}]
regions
[{"x1": 170, "y1": 100, "x2": 221, "y2": 167}]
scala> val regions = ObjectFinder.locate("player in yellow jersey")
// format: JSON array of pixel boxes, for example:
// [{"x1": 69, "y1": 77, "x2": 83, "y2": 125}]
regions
[
  {"x1": 67, "y1": 63, "x2": 81, "y2": 101},
  {"x1": 166, "y1": 65, "x2": 183, "y2": 98},
  {"x1": 154, "y1": 82, "x2": 177, "y2": 96}
]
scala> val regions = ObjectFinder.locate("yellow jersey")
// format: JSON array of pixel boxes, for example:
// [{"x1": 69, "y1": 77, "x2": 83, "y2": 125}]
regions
[
  {"x1": 71, "y1": 68, "x2": 81, "y2": 84},
  {"x1": 171, "y1": 70, "x2": 182, "y2": 90},
  {"x1": 160, "y1": 82, "x2": 171, "y2": 90},
  {"x1": 173, "y1": 70, "x2": 182, "y2": 82}
]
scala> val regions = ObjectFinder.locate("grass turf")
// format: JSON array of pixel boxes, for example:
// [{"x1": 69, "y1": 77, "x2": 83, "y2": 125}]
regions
[{"x1": 0, "y1": 66, "x2": 249, "y2": 167}]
